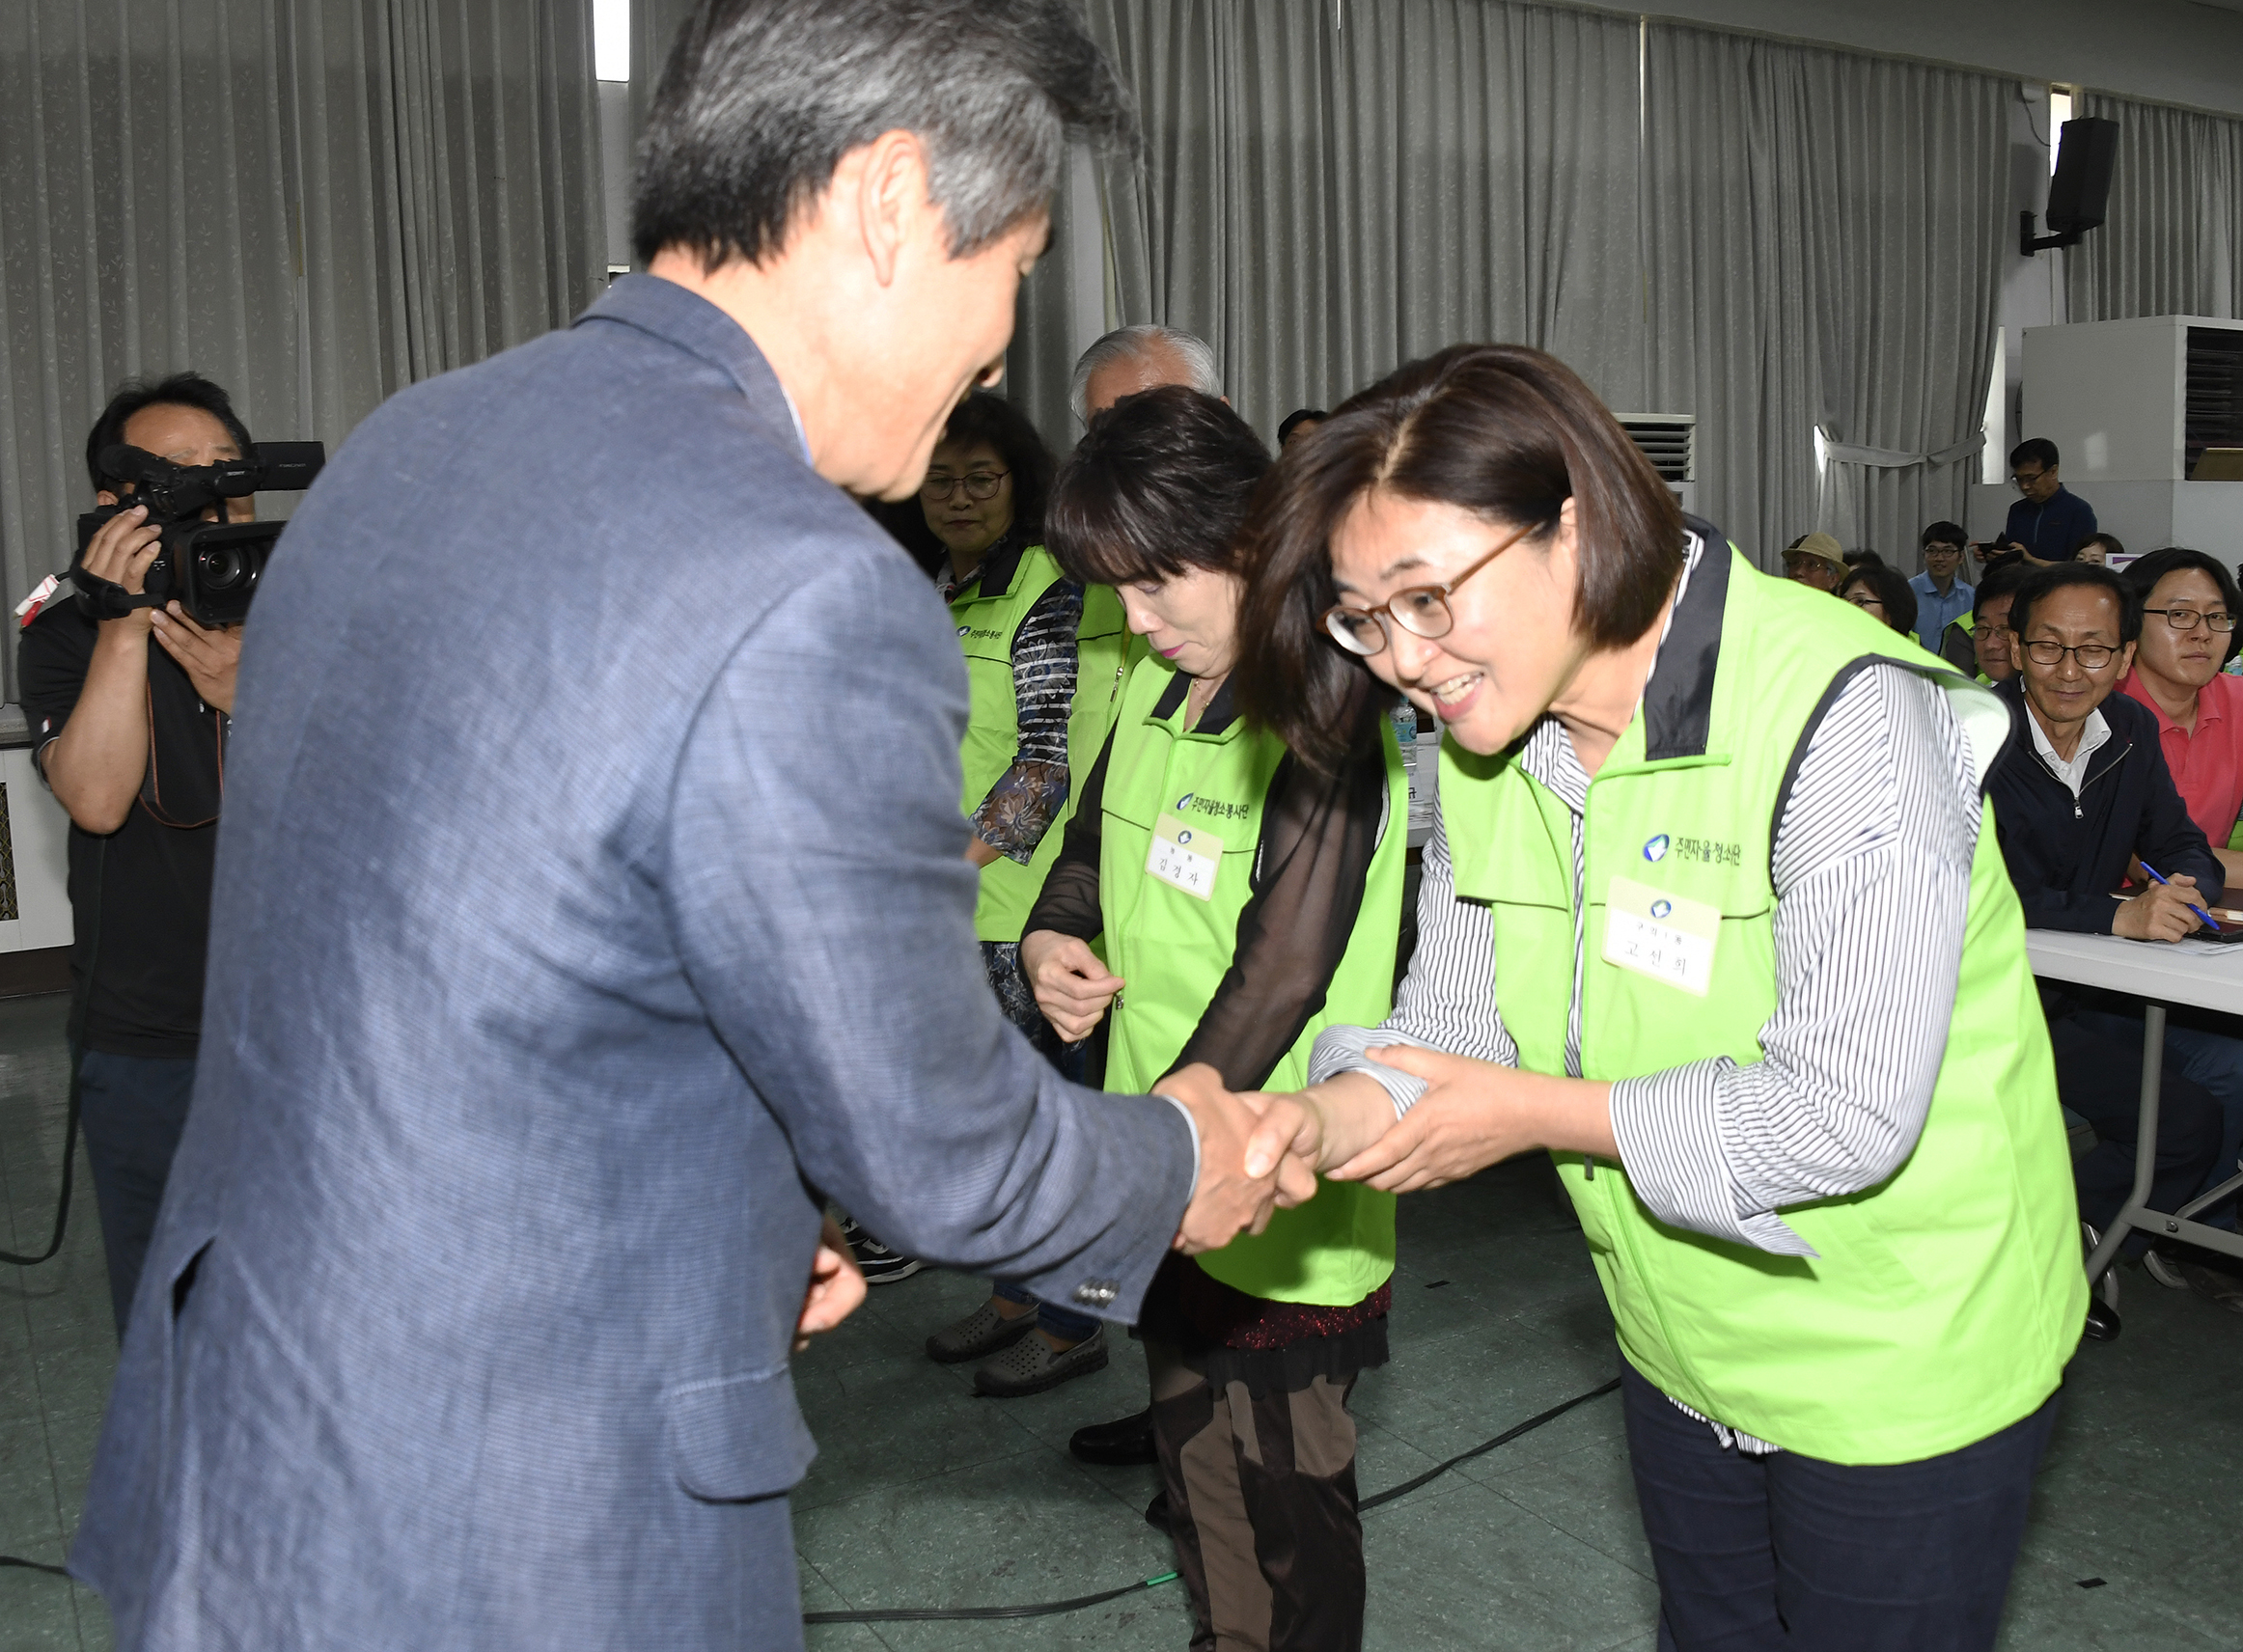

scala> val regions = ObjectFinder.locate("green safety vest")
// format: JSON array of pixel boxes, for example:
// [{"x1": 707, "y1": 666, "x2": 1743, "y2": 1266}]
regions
[
  {"x1": 1099, "y1": 655, "x2": 1407, "y2": 1306},
  {"x1": 952, "y1": 545, "x2": 1132, "y2": 944},
  {"x1": 1440, "y1": 544, "x2": 2085, "y2": 1464}
]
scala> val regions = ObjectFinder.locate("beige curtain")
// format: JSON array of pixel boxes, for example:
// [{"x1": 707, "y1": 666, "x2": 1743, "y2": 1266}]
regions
[
  {"x1": 2067, "y1": 91, "x2": 2243, "y2": 324},
  {"x1": 1643, "y1": 24, "x2": 2008, "y2": 564},
  {"x1": 0, "y1": 0, "x2": 603, "y2": 696},
  {"x1": 1044, "y1": 0, "x2": 2011, "y2": 570},
  {"x1": 1083, "y1": 0, "x2": 1647, "y2": 445}
]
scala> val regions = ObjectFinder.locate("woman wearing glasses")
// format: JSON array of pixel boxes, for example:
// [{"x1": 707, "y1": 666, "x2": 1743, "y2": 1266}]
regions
[
  {"x1": 1232, "y1": 344, "x2": 2085, "y2": 1651},
  {"x1": 1019, "y1": 385, "x2": 1406, "y2": 1651},
  {"x1": 2118, "y1": 548, "x2": 2243, "y2": 1300},
  {"x1": 2120, "y1": 548, "x2": 2243, "y2": 882},
  {"x1": 913, "y1": 393, "x2": 1137, "y2": 1389},
  {"x1": 1838, "y1": 560, "x2": 1920, "y2": 641}
]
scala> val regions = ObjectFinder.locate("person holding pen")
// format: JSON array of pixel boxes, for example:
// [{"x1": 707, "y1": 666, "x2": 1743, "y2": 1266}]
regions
[
  {"x1": 1019, "y1": 385, "x2": 1408, "y2": 1652},
  {"x1": 1227, "y1": 344, "x2": 2086, "y2": 1651},
  {"x1": 1978, "y1": 561, "x2": 2229, "y2": 1327}
]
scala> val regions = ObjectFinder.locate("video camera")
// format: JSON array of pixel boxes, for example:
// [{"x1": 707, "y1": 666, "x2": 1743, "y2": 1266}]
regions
[{"x1": 72, "y1": 440, "x2": 324, "y2": 627}]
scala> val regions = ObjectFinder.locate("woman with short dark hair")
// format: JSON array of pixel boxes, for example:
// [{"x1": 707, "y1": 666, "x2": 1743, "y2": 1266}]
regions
[
  {"x1": 2120, "y1": 546, "x2": 2243, "y2": 871},
  {"x1": 1840, "y1": 560, "x2": 1920, "y2": 641},
  {"x1": 1021, "y1": 384, "x2": 1407, "y2": 1650},
  {"x1": 1232, "y1": 343, "x2": 2085, "y2": 1649}
]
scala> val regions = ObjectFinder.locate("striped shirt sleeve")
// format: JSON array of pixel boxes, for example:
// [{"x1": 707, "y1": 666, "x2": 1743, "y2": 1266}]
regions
[
  {"x1": 1607, "y1": 663, "x2": 1979, "y2": 1254},
  {"x1": 1307, "y1": 803, "x2": 1516, "y2": 1112}
]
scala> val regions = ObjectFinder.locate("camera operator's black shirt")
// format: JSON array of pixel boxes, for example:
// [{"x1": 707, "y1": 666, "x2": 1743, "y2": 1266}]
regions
[{"x1": 19, "y1": 599, "x2": 224, "y2": 1060}]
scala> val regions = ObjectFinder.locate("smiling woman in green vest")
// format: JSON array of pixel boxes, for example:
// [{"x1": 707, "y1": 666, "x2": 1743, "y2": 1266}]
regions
[
  {"x1": 1232, "y1": 345, "x2": 2088, "y2": 1652},
  {"x1": 1014, "y1": 384, "x2": 1406, "y2": 1652},
  {"x1": 908, "y1": 393, "x2": 1136, "y2": 1383}
]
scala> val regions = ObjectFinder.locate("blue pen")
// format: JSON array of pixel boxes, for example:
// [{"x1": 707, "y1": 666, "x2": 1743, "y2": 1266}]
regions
[{"x1": 2137, "y1": 859, "x2": 2220, "y2": 933}]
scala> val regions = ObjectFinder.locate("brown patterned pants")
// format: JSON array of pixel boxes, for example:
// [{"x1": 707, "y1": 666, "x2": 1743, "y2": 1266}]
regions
[{"x1": 1147, "y1": 1339, "x2": 1366, "y2": 1652}]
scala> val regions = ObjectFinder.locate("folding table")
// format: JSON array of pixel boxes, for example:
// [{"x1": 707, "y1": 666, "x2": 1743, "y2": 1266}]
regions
[{"x1": 2024, "y1": 928, "x2": 2243, "y2": 1286}]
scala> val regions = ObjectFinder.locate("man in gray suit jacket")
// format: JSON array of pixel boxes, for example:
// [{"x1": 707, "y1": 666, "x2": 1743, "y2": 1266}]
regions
[{"x1": 70, "y1": 5, "x2": 1309, "y2": 1646}]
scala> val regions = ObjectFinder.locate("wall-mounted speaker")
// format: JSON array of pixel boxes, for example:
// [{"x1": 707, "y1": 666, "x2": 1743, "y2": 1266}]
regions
[
  {"x1": 2047, "y1": 118, "x2": 2119, "y2": 234},
  {"x1": 2021, "y1": 116, "x2": 2120, "y2": 256}
]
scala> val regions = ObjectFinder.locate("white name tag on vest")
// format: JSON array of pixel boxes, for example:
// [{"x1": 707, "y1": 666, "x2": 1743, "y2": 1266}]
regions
[
  {"x1": 1602, "y1": 876, "x2": 1719, "y2": 997},
  {"x1": 1148, "y1": 812, "x2": 1223, "y2": 900}
]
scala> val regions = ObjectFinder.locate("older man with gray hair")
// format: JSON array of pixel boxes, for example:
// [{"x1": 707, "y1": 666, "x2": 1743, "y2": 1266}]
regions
[
  {"x1": 69, "y1": 4, "x2": 1310, "y2": 1649},
  {"x1": 1070, "y1": 320, "x2": 1224, "y2": 423}
]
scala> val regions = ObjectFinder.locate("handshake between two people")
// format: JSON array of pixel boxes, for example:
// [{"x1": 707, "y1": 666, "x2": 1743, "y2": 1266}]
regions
[{"x1": 1023, "y1": 930, "x2": 1614, "y2": 1253}]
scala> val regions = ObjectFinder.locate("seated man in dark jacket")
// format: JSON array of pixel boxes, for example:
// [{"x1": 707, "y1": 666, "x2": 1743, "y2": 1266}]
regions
[{"x1": 1985, "y1": 562, "x2": 2227, "y2": 1334}]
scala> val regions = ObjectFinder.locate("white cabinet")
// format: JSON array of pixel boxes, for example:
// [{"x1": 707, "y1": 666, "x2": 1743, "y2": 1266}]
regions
[
  {"x1": 1974, "y1": 317, "x2": 2243, "y2": 563},
  {"x1": 0, "y1": 746, "x2": 73, "y2": 953}
]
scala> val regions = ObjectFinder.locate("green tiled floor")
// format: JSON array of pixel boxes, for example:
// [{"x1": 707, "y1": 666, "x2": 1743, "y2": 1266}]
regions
[{"x1": 3, "y1": 988, "x2": 2240, "y2": 1651}]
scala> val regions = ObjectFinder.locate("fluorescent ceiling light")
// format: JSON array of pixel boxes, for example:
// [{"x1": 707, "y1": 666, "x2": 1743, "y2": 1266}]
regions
[{"x1": 595, "y1": 0, "x2": 629, "y2": 82}]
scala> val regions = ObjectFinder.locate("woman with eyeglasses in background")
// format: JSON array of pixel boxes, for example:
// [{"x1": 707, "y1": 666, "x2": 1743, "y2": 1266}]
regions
[
  {"x1": 1839, "y1": 561, "x2": 1921, "y2": 642},
  {"x1": 2116, "y1": 547, "x2": 2243, "y2": 1299},
  {"x1": 1232, "y1": 344, "x2": 2086, "y2": 1651},
  {"x1": 895, "y1": 396, "x2": 1136, "y2": 1376}
]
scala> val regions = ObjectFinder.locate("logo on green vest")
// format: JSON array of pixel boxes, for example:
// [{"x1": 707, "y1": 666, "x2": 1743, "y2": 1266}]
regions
[
  {"x1": 1650, "y1": 898, "x2": 1673, "y2": 919},
  {"x1": 956, "y1": 624, "x2": 970, "y2": 637},
  {"x1": 1644, "y1": 834, "x2": 1670, "y2": 862},
  {"x1": 1177, "y1": 790, "x2": 1249, "y2": 824}
]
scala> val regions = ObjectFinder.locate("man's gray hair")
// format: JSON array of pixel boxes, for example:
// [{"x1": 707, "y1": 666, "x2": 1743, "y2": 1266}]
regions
[
  {"x1": 635, "y1": 0, "x2": 1138, "y2": 268},
  {"x1": 1068, "y1": 324, "x2": 1222, "y2": 424}
]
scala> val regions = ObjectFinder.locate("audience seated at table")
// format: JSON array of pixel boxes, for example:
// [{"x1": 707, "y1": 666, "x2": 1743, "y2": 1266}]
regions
[{"x1": 1982, "y1": 563, "x2": 2235, "y2": 1329}]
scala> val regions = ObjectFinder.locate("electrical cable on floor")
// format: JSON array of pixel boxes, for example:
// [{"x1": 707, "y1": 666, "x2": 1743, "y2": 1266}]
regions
[
  {"x1": 0, "y1": 1556, "x2": 71, "y2": 1578},
  {"x1": 0, "y1": 1376, "x2": 1623, "y2": 1601},
  {"x1": 801, "y1": 1374, "x2": 1621, "y2": 1626}
]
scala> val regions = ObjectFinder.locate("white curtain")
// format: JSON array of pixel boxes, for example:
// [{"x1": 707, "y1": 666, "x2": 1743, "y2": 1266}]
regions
[
  {"x1": 1082, "y1": 0, "x2": 1646, "y2": 445},
  {"x1": 0, "y1": 0, "x2": 603, "y2": 696},
  {"x1": 2067, "y1": 91, "x2": 2243, "y2": 324},
  {"x1": 1643, "y1": 24, "x2": 2008, "y2": 564},
  {"x1": 1050, "y1": 0, "x2": 2012, "y2": 570}
]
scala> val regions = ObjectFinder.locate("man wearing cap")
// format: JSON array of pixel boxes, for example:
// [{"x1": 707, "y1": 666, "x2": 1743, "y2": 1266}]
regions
[{"x1": 1782, "y1": 533, "x2": 1845, "y2": 593}]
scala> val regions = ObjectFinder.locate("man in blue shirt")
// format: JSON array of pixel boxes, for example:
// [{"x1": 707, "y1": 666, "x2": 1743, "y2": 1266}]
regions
[
  {"x1": 2005, "y1": 437, "x2": 2097, "y2": 561},
  {"x1": 1908, "y1": 519, "x2": 1975, "y2": 654}
]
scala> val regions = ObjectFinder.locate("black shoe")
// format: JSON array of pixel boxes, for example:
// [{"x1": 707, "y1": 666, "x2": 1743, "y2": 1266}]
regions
[
  {"x1": 837, "y1": 1214, "x2": 921, "y2": 1284},
  {"x1": 926, "y1": 1298, "x2": 1038, "y2": 1363},
  {"x1": 2084, "y1": 1296, "x2": 2121, "y2": 1342},
  {"x1": 1070, "y1": 1408, "x2": 1157, "y2": 1467},
  {"x1": 973, "y1": 1326, "x2": 1109, "y2": 1397},
  {"x1": 1144, "y1": 1489, "x2": 1172, "y2": 1535}
]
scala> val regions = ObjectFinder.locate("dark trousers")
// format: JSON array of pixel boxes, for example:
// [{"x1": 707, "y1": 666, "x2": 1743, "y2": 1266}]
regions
[
  {"x1": 2045, "y1": 1007, "x2": 2223, "y2": 1238},
  {"x1": 1148, "y1": 1338, "x2": 1365, "y2": 1652},
  {"x1": 76, "y1": 1049, "x2": 197, "y2": 1339},
  {"x1": 1621, "y1": 1361, "x2": 2057, "y2": 1652}
]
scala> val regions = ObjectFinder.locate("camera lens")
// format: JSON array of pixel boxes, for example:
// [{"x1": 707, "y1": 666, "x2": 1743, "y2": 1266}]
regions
[{"x1": 200, "y1": 545, "x2": 250, "y2": 591}]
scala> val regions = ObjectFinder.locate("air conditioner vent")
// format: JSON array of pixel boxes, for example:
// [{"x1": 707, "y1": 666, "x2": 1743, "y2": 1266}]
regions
[{"x1": 1616, "y1": 415, "x2": 1695, "y2": 482}]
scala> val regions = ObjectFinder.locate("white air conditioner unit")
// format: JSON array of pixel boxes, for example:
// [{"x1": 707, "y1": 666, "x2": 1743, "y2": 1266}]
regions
[{"x1": 1617, "y1": 413, "x2": 1697, "y2": 516}]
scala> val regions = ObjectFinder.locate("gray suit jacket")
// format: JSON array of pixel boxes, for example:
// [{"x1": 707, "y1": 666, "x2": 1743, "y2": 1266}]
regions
[{"x1": 70, "y1": 276, "x2": 1197, "y2": 1650}]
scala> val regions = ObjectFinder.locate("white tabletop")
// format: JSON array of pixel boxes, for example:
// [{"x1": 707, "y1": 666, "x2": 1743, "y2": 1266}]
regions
[{"x1": 2025, "y1": 927, "x2": 2243, "y2": 1017}]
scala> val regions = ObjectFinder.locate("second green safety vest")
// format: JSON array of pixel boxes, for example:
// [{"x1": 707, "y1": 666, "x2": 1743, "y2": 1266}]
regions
[
  {"x1": 1440, "y1": 542, "x2": 2086, "y2": 1465},
  {"x1": 1099, "y1": 655, "x2": 1407, "y2": 1306},
  {"x1": 952, "y1": 546, "x2": 1132, "y2": 944}
]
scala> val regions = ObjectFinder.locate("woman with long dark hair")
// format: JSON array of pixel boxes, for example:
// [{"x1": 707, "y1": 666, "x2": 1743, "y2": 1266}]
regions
[{"x1": 1232, "y1": 344, "x2": 2085, "y2": 1651}]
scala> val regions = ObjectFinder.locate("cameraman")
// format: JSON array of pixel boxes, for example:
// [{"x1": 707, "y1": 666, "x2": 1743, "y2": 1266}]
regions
[{"x1": 19, "y1": 372, "x2": 249, "y2": 1337}]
